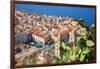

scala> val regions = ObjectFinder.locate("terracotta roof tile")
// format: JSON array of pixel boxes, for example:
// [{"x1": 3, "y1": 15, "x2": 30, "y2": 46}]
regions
[{"x1": 55, "y1": 28, "x2": 73, "y2": 36}]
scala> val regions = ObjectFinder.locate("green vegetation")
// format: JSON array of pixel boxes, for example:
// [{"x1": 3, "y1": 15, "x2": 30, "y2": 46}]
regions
[
  {"x1": 90, "y1": 24, "x2": 95, "y2": 34},
  {"x1": 54, "y1": 39, "x2": 94, "y2": 63},
  {"x1": 53, "y1": 23, "x2": 95, "y2": 63},
  {"x1": 74, "y1": 18, "x2": 86, "y2": 28},
  {"x1": 23, "y1": 57, "x2": 36, "y2": 65},
  {"x1": 24, "y1": 53, "x2": 37, "y2": 65}
]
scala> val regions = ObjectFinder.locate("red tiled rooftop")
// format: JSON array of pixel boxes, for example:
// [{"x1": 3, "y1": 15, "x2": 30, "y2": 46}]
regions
[
  {"x1": 76, "y1": 23, "x2": 80, "y2": 26},
  {"x1": 36, "y1": 33, "x2": 50, "y2": 38},
  {"x1": 55, "y1": 28, "x2": 73, "y2": 36},
  {"x1": 32, "y1": 31, "x2": 50, "y2": 38},
  {"x1": 72, "y1": 23, "x2": 80, "y2": 28}
]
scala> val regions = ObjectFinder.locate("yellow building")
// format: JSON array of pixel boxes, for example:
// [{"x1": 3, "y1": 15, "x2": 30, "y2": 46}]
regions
[
  {"x1": 32, "y1": 31, "x2": 50, "y2": 45},
  {"x1": 51, "y1": 27, "x2": 73, "y2": 57}
]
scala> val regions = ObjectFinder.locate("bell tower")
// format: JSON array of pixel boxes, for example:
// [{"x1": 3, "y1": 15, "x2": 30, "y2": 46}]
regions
[{"x1": 51, "y1": 34, "x2": 61, "y2": 57}]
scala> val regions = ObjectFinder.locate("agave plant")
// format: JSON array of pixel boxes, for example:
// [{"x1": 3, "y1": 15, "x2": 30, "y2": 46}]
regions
[
  {"x1": 53, "y1": 22, "x2": 95, "y2": 63},
  {"x1": 53, "y1": 33, "x2": 94, "y2": 63},
  {"x1": 53, "y1": 42, "x2": 76, "y2": 63},
  {"x1": 76, "y1": 34, "x2": 94, "y2": 62}
]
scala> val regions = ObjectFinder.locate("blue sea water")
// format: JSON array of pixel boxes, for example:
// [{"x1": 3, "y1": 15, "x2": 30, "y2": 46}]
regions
[{"x1": 15, "y1": 4, "x2": 95, "y2": 26}]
